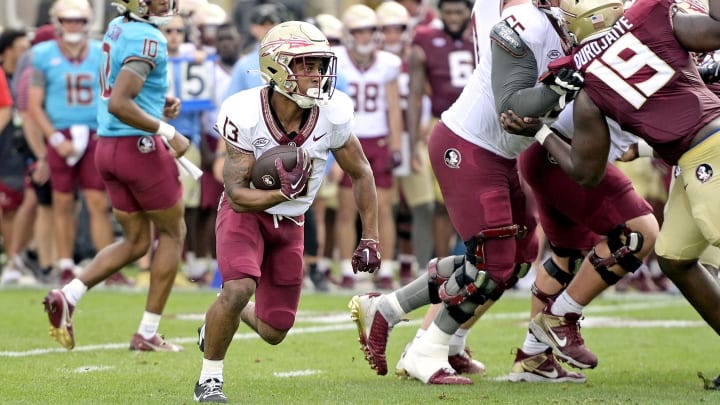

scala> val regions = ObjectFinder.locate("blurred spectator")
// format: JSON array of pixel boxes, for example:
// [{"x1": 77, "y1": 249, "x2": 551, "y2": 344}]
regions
[
  {"x1": 397, "y1": 0, "x2": 441, "y2": 28},
  {"x1": 0, "y1": 29, "x2": 38, "y2": 285},
  {"x1": 0, "y1": 29, "x2": 31, "y2": 77},
  {"x1": 8, "y1": 25, "x2": 58, "y2": 282},
  {"x1": 232, "y1": 0, "x2": 297, "y2": 48},
  {"x1": 200, "y1": 22, "x2": 242, "y2": 285},
  {"x1": 224, "y1": 2, "x2": 286, "y2": 100},
  {"x1": 28, "y1": 0, "x2": 114, "y2": 285},
  {"x1": 190, "y1": 2, "x2": 229, "y2": 52},
  {"x1": 335, "y1": 4, "x2": 403, "y2": 289},
  {"x1": 161, "y1": 14, "x2": 214, "y2": 286}
]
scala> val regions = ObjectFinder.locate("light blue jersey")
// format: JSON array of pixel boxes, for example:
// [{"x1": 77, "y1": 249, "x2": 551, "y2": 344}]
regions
[
  {"x1": 32, "y1": 39, "x2": 102, "y2": 130},
  {"x1": 98, "y1": 16, "x2": 168, "y2": 136}
]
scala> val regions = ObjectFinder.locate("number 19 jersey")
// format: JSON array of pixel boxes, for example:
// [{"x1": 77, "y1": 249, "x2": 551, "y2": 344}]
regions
[{"x1": 566, "y1": 0, "x2": 720, "y2": 164}]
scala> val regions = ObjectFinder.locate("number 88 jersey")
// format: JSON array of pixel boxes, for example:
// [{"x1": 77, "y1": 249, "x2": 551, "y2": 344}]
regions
[{"x1": 334, "y1": 46, "x2": 401, "y2": 139}]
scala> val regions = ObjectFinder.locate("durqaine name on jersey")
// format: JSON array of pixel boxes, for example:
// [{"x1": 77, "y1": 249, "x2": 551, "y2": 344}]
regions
[{"x1": 573, "y1": 16, "x2": 634, "y2": 69}]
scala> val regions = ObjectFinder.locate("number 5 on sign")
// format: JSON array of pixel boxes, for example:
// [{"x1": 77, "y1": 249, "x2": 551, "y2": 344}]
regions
[{"x1": 167, "y1": 55, "x2": 216, "y2": 112}]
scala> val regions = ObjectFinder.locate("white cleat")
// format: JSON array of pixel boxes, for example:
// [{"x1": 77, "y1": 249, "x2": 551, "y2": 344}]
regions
[{"x1": 400, "y1": 340, "x2": 472, "y2": 385}]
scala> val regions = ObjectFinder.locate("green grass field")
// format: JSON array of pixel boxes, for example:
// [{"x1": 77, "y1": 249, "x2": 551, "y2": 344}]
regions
[{"x1": 1, "y1": 286, "x2": 718, "y2": 404}]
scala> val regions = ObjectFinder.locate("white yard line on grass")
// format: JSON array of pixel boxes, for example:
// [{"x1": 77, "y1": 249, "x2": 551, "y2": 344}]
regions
[
  {"x1": 273, "y1": 369, "x2": 322, "y2": 378},
  {"x1": 2, "y1": 298, "x2": 691, "y2": 358}
]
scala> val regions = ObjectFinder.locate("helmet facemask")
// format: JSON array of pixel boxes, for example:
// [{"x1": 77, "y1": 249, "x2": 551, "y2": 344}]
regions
[
  {"x1": 346, "y1": 27, "x2": 378, "y2": 56},
  {"x1": 260, "y1": 21, "x2": 339, "y2": 109},
  {"x1": 272, "y1": 53, "x2": 338, "y2": 108}
]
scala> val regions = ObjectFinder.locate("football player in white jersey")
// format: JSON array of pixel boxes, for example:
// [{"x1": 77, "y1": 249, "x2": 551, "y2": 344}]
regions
[
  {"x1": 334, "y1": 4, "x2": 403, "y2": 290},
  {"x1": 376, "y1": 1, "x2": 436, "y2": 289},
  {"x1": 194, "y1": 21, "x2": 380, "y2": 403},
  {"x1": 349, "y1": 0, "x2": 578, "y2": 384}
]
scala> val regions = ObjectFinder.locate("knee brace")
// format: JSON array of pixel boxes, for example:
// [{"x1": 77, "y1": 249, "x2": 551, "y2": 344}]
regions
[
  {"x1": 588, "y1": 224, "x2": 644, "y2": 285},
  {"x1": 548, "y1": 243, "x2": 584, "y2": 275},
  {"x1": 464, "y1": 224, "x2": 525, "y2": 271},
  {"x1": 427, "y1": 255, "x2": 468, "y2": 305},
  {"x1": 425, "y1": 225, "x2": 528, "y2": 324},
  {"x1": 487, "y1": 262, "x2": 531, "y2": 302},
  {"x1": 531, "y1": 244, "x2": 583, "y2": 303},
  {"x1": 426, "y1": 254, "x2": 496, "y2": 322},
  {"x1": 530, "y1": 257, "x2": 571, "y2": 304}
]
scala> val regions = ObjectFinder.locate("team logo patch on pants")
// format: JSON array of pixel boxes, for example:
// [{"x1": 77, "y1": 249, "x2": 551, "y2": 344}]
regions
[
  {"x1": 696, "y1": 163, "x2": 713, "y2": 183},
  {"x1": 137, "y1": 136, "x2": 156, "y2": 154},
  {"x1": 444, "y1": 148, "x2": 461, "y2": 168}
]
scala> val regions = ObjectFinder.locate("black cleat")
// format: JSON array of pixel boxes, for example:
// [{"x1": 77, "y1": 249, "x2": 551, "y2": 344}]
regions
[
  {"x1": 194, "y1": 378, "x2": 228, "y2": 403},
  {"x1": 698, "y1": 372, "x2": 720, "y2": 390}
]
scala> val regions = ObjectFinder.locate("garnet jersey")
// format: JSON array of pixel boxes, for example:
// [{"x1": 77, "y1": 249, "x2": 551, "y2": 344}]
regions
[
  {"x1": 441, "y1": 2, "x2": 565, "y2": 159},
  {"x1": 560, "y1": 0, "x2": 720, "y2": 165},
  {"x1": 334, "y1": 46, "x2": 401, "y2": 138},
  {"x1": 215, "y1": 86, "x2": 354, "y2": 217},
  {"x1": 411, "y1": 25, "x2": 475, "y2": 117}
]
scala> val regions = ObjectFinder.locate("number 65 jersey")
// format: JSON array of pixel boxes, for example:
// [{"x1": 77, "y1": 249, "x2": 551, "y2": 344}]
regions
[{"x1": 557, "y1": 0, "x2": 720, "y2": 165}]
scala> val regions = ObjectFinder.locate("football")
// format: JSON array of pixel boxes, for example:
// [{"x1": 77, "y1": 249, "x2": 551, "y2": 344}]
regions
[{"x1": 250, "y1": 144, "x2": 300, "y2": 190}]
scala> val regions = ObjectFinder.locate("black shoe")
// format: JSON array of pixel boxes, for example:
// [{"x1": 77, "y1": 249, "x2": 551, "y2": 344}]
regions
[
  {"x1": 309, "y1": 267, "x2": 329, "y2": 292},
  {"x1": 197, "y1": 324, "x2": 205, "y2": 353},
  {"x1": 194, "y1": 378, "x2": 228, "y2": 403},
  {"x1": 699, "y1": 372, "x2": 720, "y2": 390}
]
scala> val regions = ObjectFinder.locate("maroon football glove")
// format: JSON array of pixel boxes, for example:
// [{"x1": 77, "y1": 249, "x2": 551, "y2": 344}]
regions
[
  {"x1": 276, "y1": 147, "x2": 312, "y2": 200},
  {"x1": 351, "y1": 238, "x2": 381, "y2": 274}
]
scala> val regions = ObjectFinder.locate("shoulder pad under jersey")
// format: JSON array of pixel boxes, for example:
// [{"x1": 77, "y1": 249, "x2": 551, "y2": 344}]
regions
[
  {"x1": 379, "y1": 50, "x2": 403, "y2": 69},
  {"x1": 322, "y1": 90, "x2": 354, "y2": 126},
  {"x1": 490, "y1": 20, "x2": 527, "y2": 58},
  {"x1": 222, "y1": 88, "x2": 262, "y2": 129}
]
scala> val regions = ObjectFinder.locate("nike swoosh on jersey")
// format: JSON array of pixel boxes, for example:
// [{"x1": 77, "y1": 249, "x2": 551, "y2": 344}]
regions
[{"x1": 313, "y1": 132, "x2": 327, "y2": 141}]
